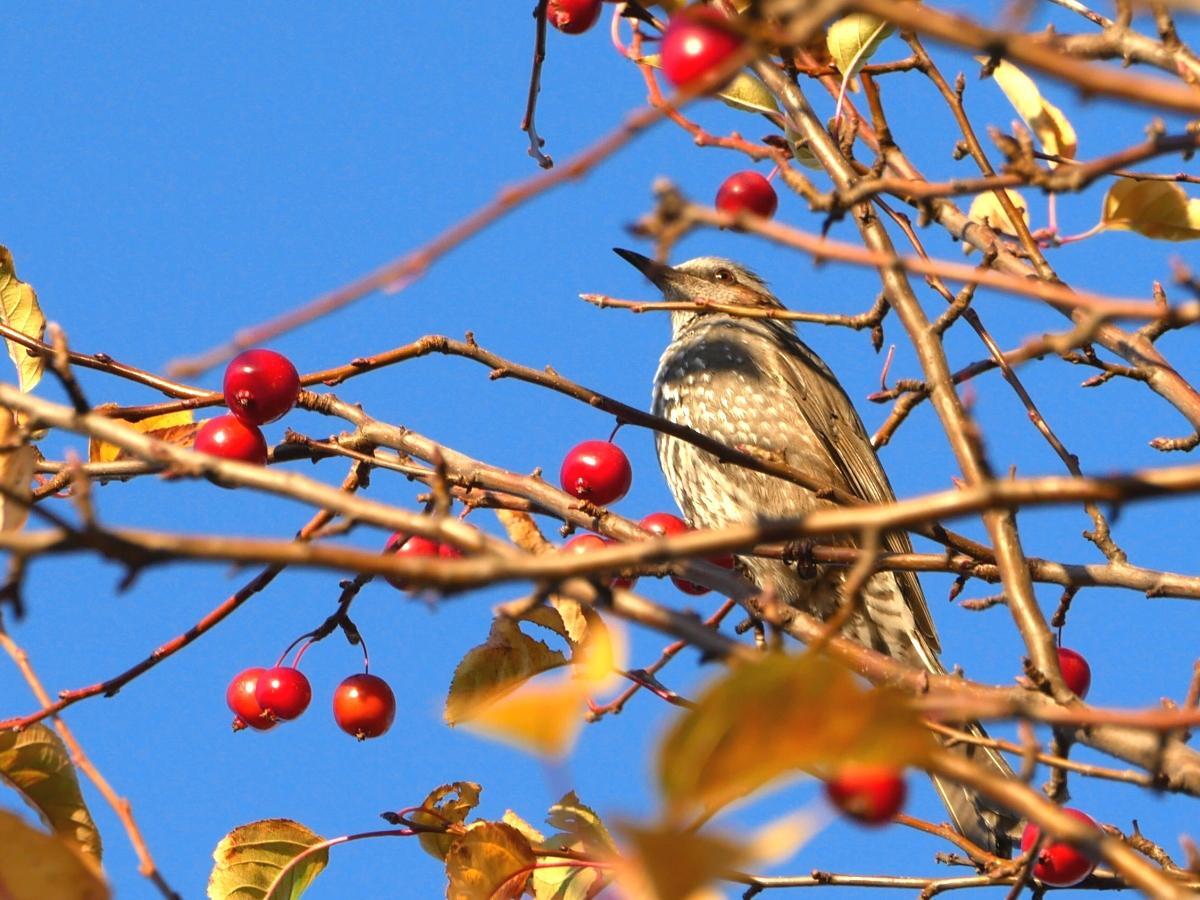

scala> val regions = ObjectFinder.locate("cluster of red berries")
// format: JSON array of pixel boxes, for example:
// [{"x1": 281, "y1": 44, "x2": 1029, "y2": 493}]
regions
[
  {"x1": 194, "y1": 348, "x2": 301, "y2": 465},
  {"x1": 226, "y1": 666, "x2": 396, "y2": 741},
  {"x1": 557, "y1": 440, "x2": 733, "y2": 594},
  {"x1": 550, "y1": 4, "x2": 776, "y2": 219}
]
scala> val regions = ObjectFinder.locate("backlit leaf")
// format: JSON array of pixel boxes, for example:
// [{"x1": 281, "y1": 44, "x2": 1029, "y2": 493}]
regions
[
  {"x1": 87, "y1": 408, "x2": 198, "y2": 463},
  {"x1": 0, "y1": 809, "x2": 108, "y2": 900},
  {"x1": 207, "y1": 819, "x2": 327, "y2": 900},
  {"x1": 445, "y1": 822, "x2": 535, "y2": 900},
  {"x1": 982, "y1": 59, "x2": 1077, "y2": 161},
  {"x1": 545, "y1": 791, "x2": 617, "y2": 858},
  {"x1": 463, "y1": 680, "x2": 588, "y2": 758},
  {"x1": 967, "y1": 189, "x2": 1029, "y2": 236},
  {"x1": 0, "y1": 246, "x2": 46, "y2": 393},
  {"x1": 445, "y1": 617, "x2": 568, "y2": 725},
  {"x1": 638, "y1": 55, "x2": 778, "y2": 115},
  {"x1": 1100, "y1": 179, "x2": 1200, "y2": 241},
  {"x1": 826, "y1": 14, "x2": 893, "y2": 79},
  {"x1": 0, "y1": 406, "x2": 36, "y2": 533},
  {"x1": 411, "y1": 782, "x2": 482, "y2": 862},
  {"x1": 0, "y1": 724, "x2": 102, "y2": 860},
  {"x1": 657, "y1": 652, "x2": 932, "y2": 819},
  {"x1": 532, "y1": 792, "x2": 616, "y2": 900},
  {"x1": 615, "y1": 822, "x2": 749, "y2": 900}
]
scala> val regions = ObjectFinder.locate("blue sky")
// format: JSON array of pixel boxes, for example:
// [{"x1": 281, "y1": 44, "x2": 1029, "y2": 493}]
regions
[{"x1": 2, "y1": 4, "x2": 1199, "y2": 898}]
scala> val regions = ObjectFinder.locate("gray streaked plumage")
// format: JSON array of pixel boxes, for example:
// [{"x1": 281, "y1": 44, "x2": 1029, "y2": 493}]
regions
[{"x1": 616, "y1": 248, "x2": 1019, "y2": 856}]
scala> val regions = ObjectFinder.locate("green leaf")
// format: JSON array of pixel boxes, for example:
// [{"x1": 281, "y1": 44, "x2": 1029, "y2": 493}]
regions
[
  {"x1": 826, "y1": 14, "x2": 894, "y2": 79},
  {"x1": 0, "y1": 246, "x2": 46, "y2": 392},
  {"x1": 638, "y1": 55, "x2": 778, "y2": 115},
  {"x1": 445, "y1": 617, "x2": 569, "y2": 725},
  {"x1": 445, "y1": 822, "x2": 535, "y2": 900},
  {"x1": 657, "y1": 652, "x2": 933, "y2": 819},
  {"x1": 411, "y1": 781, "x2": 483, "y2": 861},
  {"x1": 0, "y1": 809, "x2": 109, "y2": 900},
  {"x1": 207, "y1": 819, "x2": 327, "y2": 900},
  {"x1": 0, "y1": 724, "x2": 102, "y2": 860}
]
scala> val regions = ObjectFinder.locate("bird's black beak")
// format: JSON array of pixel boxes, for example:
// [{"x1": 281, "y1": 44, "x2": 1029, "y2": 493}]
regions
[{"x1": 613, "y1": 247, "x2": 676, "y2": 290}]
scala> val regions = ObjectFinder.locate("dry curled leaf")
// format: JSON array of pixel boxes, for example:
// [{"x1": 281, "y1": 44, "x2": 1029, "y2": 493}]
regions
[
  {"x1": 1100, "y1": 179, "x2": 1200, "y2": 241},
  {"x1": 411, "y1": 781, "x2": 482, "y2": 862},
  {"x1": 0, "y1": 247, "x2": 46, "y2": 393},
  {"x1": 981, "y1": 59, "x2": 1077, "y2": 162},
  {"x1": 87, "y1": 408, "x2": 198, "y2": 463}
]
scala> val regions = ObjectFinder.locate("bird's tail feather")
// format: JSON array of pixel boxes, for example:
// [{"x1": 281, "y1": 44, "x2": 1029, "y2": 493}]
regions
[{"x1": 908, "y1": 633, "x2": 1022, "y2": 857}]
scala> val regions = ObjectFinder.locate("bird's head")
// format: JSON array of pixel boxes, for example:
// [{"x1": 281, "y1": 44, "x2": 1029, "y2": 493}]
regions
[{"x1": 613, "y1": 249, "x2": 785, "y2": 336}]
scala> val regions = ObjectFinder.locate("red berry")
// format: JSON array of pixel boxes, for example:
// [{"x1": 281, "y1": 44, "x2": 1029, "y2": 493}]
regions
[
  {"x1": 639, "y1": 512, "x2": 720, "y2": 595},
  {"x1": 716, "y1": 171, "x2": 778, "y2": 219},
  {"x1": 226, "y1": 668, "x2": 276, "y2": 731},
  {"x1": 254, "y1": 666, "x2": 312, "y2": 721},
  {"x1": 333, "y1": 673, "x2": 397, "y2": 740},
  {"x1": 562, "y1": 534, "x2": 638, "y2": 590},
  {"x1": 1020, "y1": 808, "x2": 1099, "y2": 887},
  {"x1": 660, "y1": 6, "x2": 745, "y2": 90},
  {"x1": 547, "y1": 0, "x2": 603, "y2": 34},
  {"x1": 1057, "y1": 647, "x2": 1092, "y2": 700},
  {"x1": 194, "y1": 415, "x2": 268, "y2": 465},
  {"x1": 223, "y1": 349, "x2": 301, "y2": 425},
  {"x1": 824, "y1": 765, "x2": 907, "y2": 825},
  {"x1": 383, "y1": 532, "x2": 462, "y2": 591},
  {"x1": 560, "y1": 441, "x2": 632, "y2": 506}
]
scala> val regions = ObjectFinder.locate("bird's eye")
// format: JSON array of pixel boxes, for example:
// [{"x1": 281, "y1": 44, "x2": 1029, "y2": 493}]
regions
[{"x1": 713, "y1": 268, "x2": 734, "y2": 282}]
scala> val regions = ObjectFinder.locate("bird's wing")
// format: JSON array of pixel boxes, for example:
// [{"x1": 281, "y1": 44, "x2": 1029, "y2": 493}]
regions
[{"x1": 771, "y1": 326, "x2": 941, "y2": 656}]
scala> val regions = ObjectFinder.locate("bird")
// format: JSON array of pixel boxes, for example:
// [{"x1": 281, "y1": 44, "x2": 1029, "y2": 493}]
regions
[{"x1": 614, "y1": 247, "x2": 1020, "y2": 856}]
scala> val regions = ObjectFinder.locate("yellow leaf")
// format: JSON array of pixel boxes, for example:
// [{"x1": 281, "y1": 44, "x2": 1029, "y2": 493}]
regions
[
  {"x1": 501, "y1": 810, "x2": 546, "y2": 846},
  {"x1": 464, "y1": 679, "x2": 588, "y2": 758},
  {"x1": 967, "y1": 189, "x2": 1029, "y2": 236},
  {"x1": 826, "y1": 14, "x2": 894, "y2": 79},
  {"x1": 982, "y1": 59, "x2": 1077, "y2": 161},
  {"x1": 0, "y1": 247, "x2": 46, "y2": 393},
  {"x1": 637, "y1": 55, "x2": 778, "y2": 115},
  {"x1": 445, "y1": 822, "x2": 535, "y2": 900},
  {"x1": 0, "y1": 407, "x2": 36, "y2": 533},
  {"x1": 207, "y1": 819, "x2": 327, "y2": 900},
  {"x1": 410, "y1": 782, "x2": 482, "y2": 862},
  {"x1": 0, "y1": 724, "x2": 102, "y2": 860},
  {"x1": 657, "y1": 653, "x2": 933, "y2": 819},
  {"x1": 87, "y1": 408, "x2": 198, "y2": 463},
  {"x1": 616, "y1": 822, "x2": 750, "y2": 900},
  {"x1": 525, "y1": 792, "x2": 617, "y2": 899},
  {"x1": 1100, "y1": 179, "x2": 1200, "y2": 241},
  {"x1": 545, "y1": 791, "x2": 618, "y2": 858},
  {"x1": 444, "y1": 617, "x2": 569, "y2": 725},
  {"x1": 0, "y1": 809, "x2": 109, "y2": 900},
  {"x1": 571, "y1": 614, "x2": 623, "y2": 687}
]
